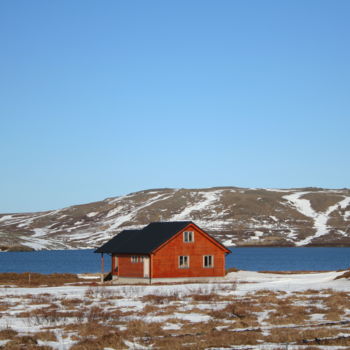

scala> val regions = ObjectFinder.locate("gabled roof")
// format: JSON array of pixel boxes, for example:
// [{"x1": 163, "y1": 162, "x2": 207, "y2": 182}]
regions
[{"x1": 95, "y1": 221, "x2": 192, "y2": 254}]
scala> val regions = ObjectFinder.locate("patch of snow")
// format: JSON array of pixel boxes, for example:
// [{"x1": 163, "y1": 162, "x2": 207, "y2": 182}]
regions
[
  {"x1": 106, "y1": 206, "x2": 122, "y2": 218},
  {"x1": 256, "y1": 310, "x2": 271, "y2": 327},
  {"x1": 123, "y1": 340, "x2": 150, "y2": 349},
  {"x1": 57, "y1": 214, "x2": 68, "y2": 219},
  {"x1": 162, "y1": 323, "x2": 182, "y2": 330},
  {"x1": 221, "y1": 239, "x2": 233, "y2": 246},
  {"x1": 283, "y1": 192, "x2": 350, "y2": 246},
  {"x1": 286, "y1": 228, "x2": 298, "y2": 240},
  {"x1": 254, "y1": 231, "x2": 264, "y2": 237},
  {"x1": 19, "y1": 237, "x2": 48, "y2": 250},
  {"x1": 77, "y1": 274, "x2": 100, "y2": 280},
  {"x1": 170, "y1": 190, "x2": 224, "y2": 221},
  {"x1": 16, "y1": 210, "x2": 62, "y2": 229},
  {"x1": 32, "y1": 228, "x2": 48, "y2": 237},
  {"x1": 265, "y1": 188, "x2": 294, "y2": 193},
  {"x1": 174, "y1": 312, "x2": 211, "y2": 322},
  {"x1": 0, "y1": 215, "x2": 13, "y2": 222},
  {"x1": 283, "y1": 192, "x2": 315, "y2": 218},
  {"x1": 309, "y1": 313, "x2": 325, "y2": 322},
  {"x1": 105, "y1": 193, "x2": 174, "y2": 233},
  {"x1": 227, "y1": 270, "x2": 350, "y2": 293},
  {"x1": 86, "y1": 212, "x2": 98, "y2": 217}
]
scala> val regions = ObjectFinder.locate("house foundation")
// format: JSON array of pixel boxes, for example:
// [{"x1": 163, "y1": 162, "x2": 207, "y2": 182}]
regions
[{"x1": 111, "y1": 275, "x2": 230, "y2": 284}]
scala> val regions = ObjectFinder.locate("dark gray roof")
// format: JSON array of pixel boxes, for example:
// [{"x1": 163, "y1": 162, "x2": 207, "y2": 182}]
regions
[{"x1": 95, "y1": 221, "x2": 193, "y2": 254}]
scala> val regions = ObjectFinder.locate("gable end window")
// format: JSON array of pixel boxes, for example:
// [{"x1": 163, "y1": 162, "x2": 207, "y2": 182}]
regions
[
  {"x1": 179, "y1": 255, "x2": 189, "y2": 268},
  {"x1": 131, "y1": 256, "x2": 139, "y2": 263},
  {"x1": 183, "y1": 231, "x2": 194, "y2": 242},
  {"x1": 203, "y1": 255, "x2": 214, "y2": 268}
]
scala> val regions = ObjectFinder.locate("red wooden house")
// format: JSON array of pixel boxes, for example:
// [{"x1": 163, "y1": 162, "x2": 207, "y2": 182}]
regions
[{"x1": 95, "y1": 221, "x2": 230, "y2": 283}]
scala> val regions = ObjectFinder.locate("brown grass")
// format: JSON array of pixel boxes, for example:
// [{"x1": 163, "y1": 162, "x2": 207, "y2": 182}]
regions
[
  {"x1": 190, "y1": 293, "x2": 222, "y2": 301},
  {"x1": 34, "y1": 331, "x2": 57, "y2": 342},
  {"x1": 0, "y1": 273, "x2": 81, "y2": 287},
  {"x1": 68, "y1": 322, "x2": 118, "y2": 338},
  {"x1": 226, "y1": 267, "x2": 239, "y2": 273},
  {"x1": 253, "y1": 294, "x2": 280, "y2": 305},
  {"x1": 140, "y1": 323, "x2": 262, "y2": 350},
  {"x1": 335, "y1": 270, "x2": 350, "y2": 280},
  {"x1": 266, "y1": 303, "x2": 309, "y2": 325},
  {"x1": 209, "y1": 300, "x2": 260, "y2": 328},
  {"x1": 3, "y1": 274, "x2": 350, "y2": 349},
  {"x1": 0, "y1": 329, "x2": 18, "y2": 340},
  {"x1": 70, "y1": 332, "x2": 125, "y2": 350},
  {"x1": 125, "y1": 320, "x2": 165, "y2": 338},
  {"x1": 299, "y1": 327, "x2": 344, "y2": 340},
  {"x1": 265, "y1": 328, "x2": 303, "y2": 343},
  {"x1": 1, "y1": 335, "x2": 53, "y2": 350},
  {"x1": 303, "y1": 336, "x2": 350, "y2": 346},
  {"x1": 139, "y1": 304, "x2": 159, "y2": 314},
  {"x1": 141, "y1": 294, "x2": 179, "y2": 304},
  {"x1": 60, "y1": 298, "x2": 83, "y2": 308},
  {"x1": 324, "y1": 291, "x2": 350, "y2": 308}
]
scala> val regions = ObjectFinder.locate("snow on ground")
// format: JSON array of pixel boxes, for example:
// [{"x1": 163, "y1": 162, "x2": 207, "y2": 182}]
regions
[
  {"x1": 264, "y1": 188, "x2": 293, "y2": 192},
  {"x1": 1, "y1": 270, "x2": 350, "y2": 349},
  {"x1": 105, "y1": 192, "x2": 174, "y2": 233},
  {"x1": 232, "y1": 270, "x2": 350, "y2": 293},
  {"x1": 76, "y1": 273, "x2": 100, "y2": 279},
  {"x1": 0, "y1": 215, "x2": 13, "y2": 222},
  {"x1": 170, "y1": 190, "x2": 232, "y2": 231},
  {"x1": 221, "y1": 238, "x2": 235, "y2": 246},
  {"x1": 283, "y1": 192, "x2": 316, "y2": 219},
  {"x1": 1, "y1": 270, "x2": 348, "y2": 299},
  {"x1": 283, "y1": 191, "x2": 350, "y2": 246},
  {"x1": 251, "y1": 231, "x2": 264, "y2": 240},
  {"x1": 170, "y1": 190, "x2": 224, "y2": 222}
]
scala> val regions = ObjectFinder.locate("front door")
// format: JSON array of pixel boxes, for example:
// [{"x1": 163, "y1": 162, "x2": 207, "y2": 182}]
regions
[{"x1": 143, "y1": 256, "x2": 149, "y2": 278}]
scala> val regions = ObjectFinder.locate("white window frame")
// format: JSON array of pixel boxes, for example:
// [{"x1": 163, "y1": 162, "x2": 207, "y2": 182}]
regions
[
  {"x1": 131, "y1": 256, "x2": 139, "y2": 263},
  {"x1": 183, "y1": 231, "x2": 194, "y2": 243},
  {"x1": 203, "y1": 255, "x2": 214, "y2": 268},
  {"x1": 178, "y1": 255, "x2": 190, "y2": 268}
]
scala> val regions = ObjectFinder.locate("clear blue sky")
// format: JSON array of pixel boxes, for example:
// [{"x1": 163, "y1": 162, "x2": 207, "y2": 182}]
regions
[{"x1": 1, "y1": 0, "x2": 349, "y2": 213}]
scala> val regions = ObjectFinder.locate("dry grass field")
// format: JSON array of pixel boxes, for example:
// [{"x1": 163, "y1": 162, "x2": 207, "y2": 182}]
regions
[{"x1": 0, "y1": 271, "x2": 350, "y2": 349}]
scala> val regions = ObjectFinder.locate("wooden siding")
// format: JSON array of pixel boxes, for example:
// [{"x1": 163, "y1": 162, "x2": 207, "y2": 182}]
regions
[
  {"x1": 151, "y1": 224, "x2": 226, "y2": 278},
  {"x1": 115, "y1": 255, "x2": 144, "y2": 278}
]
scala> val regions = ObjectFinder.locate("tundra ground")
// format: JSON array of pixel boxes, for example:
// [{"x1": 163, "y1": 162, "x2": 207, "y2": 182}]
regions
[{"x1": 0, "y1": 270, "x2": 350, "y2": 349}]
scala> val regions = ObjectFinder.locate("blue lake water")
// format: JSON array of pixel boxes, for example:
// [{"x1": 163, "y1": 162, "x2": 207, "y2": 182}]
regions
[{"x1": 0, "y1": 247, "x2": 349, "y2": 274}]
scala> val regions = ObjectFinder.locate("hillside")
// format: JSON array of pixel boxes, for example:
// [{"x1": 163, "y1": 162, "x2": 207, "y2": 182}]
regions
[{"x1": 0, "y1": 187, "x2": 349, "y2": 251}]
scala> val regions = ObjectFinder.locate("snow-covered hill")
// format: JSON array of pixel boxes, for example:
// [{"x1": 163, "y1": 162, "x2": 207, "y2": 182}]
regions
[{"x1": 0, "y1": 187, "x2": 349, "y2": 250}]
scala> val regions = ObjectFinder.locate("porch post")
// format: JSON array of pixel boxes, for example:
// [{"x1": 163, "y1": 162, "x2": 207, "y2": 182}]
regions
[{"x1": 101, "y1": 253, "x2": 104, "y2": 283}]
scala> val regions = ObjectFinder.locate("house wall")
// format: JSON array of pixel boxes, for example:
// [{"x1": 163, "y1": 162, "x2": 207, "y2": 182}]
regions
[
  {"x1": 114, "y1": 255, "x2": 144, "y2": 278},
  {"x1": 151, "y1": 224, "x2": 226, "y2": 278}
]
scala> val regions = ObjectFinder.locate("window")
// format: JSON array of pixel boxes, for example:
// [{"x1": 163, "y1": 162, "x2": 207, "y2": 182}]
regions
[
  {"x1": 179, "y1": 255, "x2": 189, "y2": 268},
  {"x1": 203, "y1": 255, "x2": 214, "y2": 268},
  {"x1": 183, "y1": 231, "x2": 194, "y2": 242},
  {"x1": 131, "y1": 256, "x2": 139, "y2": 263}
]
